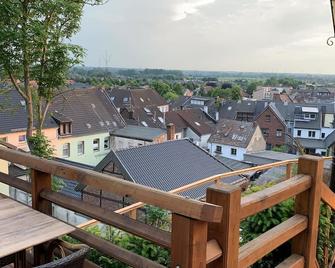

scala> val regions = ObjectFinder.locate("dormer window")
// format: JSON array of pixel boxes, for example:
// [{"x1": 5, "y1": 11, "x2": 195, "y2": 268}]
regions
[{"x1": 58, "y1": 122, "x2": 72, "y2": 136}]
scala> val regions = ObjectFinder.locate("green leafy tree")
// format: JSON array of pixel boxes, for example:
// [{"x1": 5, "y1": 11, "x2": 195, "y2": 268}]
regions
[{"x1": 0, "y1": 0, "x2": 104, "y2": 149}]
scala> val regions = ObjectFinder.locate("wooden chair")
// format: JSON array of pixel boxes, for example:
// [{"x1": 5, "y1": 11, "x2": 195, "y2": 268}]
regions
[{"x1": 34, "y1": 240, "x2": 89, "y2": 268}]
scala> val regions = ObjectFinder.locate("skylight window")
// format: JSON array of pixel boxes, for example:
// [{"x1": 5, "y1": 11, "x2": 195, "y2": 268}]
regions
[
  {"x1": 105, "y1": 121, "x2": 110, "y2": 126},
  {"x1": 86, "y1": 123, "x2": 91, "y2": 129},
  {"x1": 228, "y1": 106, "x2": 232, "y2": 110},
  {"x1": 123, "y1": 97, "x2": 128, "y2": 102},
  {"x1": 141, "y1": 121, "x2": 148, "y2": 127},
  {"x1": 140, "y1": 97, "x2": 144, "y2": 102},
  {"x1": 99, "y1": 121, "x2": 105, "y2": 127},
  {"x1": 195, "y1": 121, "x2": 201, "y2": 126},
  {"x1": 144, "y1": 107, "x2": 151, "y2": 113},
  {"x1": 20, "y1": 100, "x2": 26, "y2": 106}
]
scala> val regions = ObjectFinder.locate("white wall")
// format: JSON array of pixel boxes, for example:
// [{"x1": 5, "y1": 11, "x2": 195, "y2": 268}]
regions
[
  {"x1": 293, "y1": 128, "x2": 321, "y2": 139},
  {"x1": 208, "y1": 143, "x2": 246, "y2": 161},
  {"x1": 185, "y1": 128, "x2": 210, "y2": 148},
  {"x1": 111, "y1": 136, "x2": 152, "y2": 151}
]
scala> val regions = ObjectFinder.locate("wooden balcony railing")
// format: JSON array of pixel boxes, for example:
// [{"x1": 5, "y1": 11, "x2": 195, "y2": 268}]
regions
[{"x1": 0, "y1": 145, "x2": 333, "y2": 268}]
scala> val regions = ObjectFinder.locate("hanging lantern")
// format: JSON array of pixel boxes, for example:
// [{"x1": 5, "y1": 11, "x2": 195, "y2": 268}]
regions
[{"x1": 328, "y1": 0, "x2": 335, "y2": 45}]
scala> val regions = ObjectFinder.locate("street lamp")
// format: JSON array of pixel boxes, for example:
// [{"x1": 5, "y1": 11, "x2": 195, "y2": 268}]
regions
[{"x1": 328, "y1": 0, "x2": 335, "y2": 45}]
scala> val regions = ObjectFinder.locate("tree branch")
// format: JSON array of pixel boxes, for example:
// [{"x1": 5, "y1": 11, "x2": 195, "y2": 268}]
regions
[{"x1": 7, "y1": 71, "x2": 28, "y2": 100}]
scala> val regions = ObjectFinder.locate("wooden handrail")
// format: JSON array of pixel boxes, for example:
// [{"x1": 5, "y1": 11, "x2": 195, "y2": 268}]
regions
[
  {"x1": 240, "y1": 174, "x2": 311, "y2": 219},
  {"x1": 0, "y1": 146, "x2": 222, "y2": 222},
  {"x1": 40, "y1": 189, "x2": 171, "y2": 248},
  {"x1": 275, "y1": 254, "x2": 304, "y2": 268},
  {"x1": 0, "y1": 172, "x2": 31, "y2": 194},
  {"x1": 321, "y1": 182, "x2": 335, "y2": 210},
  {"x1": 239, "y1": 215, "x2": 308, "y2": 268}
]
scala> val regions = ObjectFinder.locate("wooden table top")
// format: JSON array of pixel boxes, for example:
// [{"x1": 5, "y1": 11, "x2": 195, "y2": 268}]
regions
[{"x1": 0, "y1": 195, "x2": 75, "y2": 258}]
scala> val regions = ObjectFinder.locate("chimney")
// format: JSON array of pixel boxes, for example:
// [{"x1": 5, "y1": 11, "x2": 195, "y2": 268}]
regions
[
  {"x1": 167, "y1": 123, "x2": 175, "y2": 140},
  {"x1": 215, "y1": 111, "x2": 219, "y2": 121}
]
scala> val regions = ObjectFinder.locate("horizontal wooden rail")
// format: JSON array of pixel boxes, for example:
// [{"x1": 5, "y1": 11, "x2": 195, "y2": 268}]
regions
[
  {"x1": 240, "y1": 175, "x2": 311, "y2": 219},
  {"x1": 40, "y1": 189, "x2": 171, "y2": 248},
  {"x1": 71, "y1": 228, "x2": 165, "y2": 268},
  {"x1": 275, "y1": 254, "x2": 304, "y2": 268},
  {"x1": 321, "y1": 182, "x2": 335, "y2": 210},
  {"x1": 238, "y1": 214, "x2": 308, "y2": 268},
  {"x1": 206, "y1": 239, "x2": 222, "y2": 264},
  {"x1": 0, "y1": 146, "x2": 222, "y2": 222},
  {"x1": 0, "y1": 172, "x2": 31, "y2": 194}
]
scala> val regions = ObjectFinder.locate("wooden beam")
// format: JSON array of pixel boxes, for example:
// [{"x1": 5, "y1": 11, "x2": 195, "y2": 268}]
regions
[
  {"x1": 40, "y1": 189, "x2": 171, "y2": 249},
  {"x1": 238, "y1": 215, "x2": 308, "y2": 268},
  {"x1": 321, "y1": 182, "x2": 335, "y2": 210},
  {"x1": 206, "y1": 184, "x2": 241, "y2": 268},
  {"x1": 206, "y1": 239, "x2": 222, "y2": 264},
  {"x1": 31, "y1": 170, "x2": 51, "y2": 215},
  {"x1": 275, "y1": 254, "x2": 304, "y2": 268},
  {"x1": 291, "y1": 155, "x2": 324, "y2": 268},
  {"x1": 0, "y1": 147, "x2": 222, "y2": 223},
  {"x1": 171, "y1": 214, "x2": 208, "y2": 268},
  {"x1": 240, "y1": 175, "x2": 311, "y2": 219},
  {"x1": 71, "y1": 229, "x2": 165, "y2": 268},
  {"x1": 0, "y1": 172, "x2": 31, "y2": 193}
]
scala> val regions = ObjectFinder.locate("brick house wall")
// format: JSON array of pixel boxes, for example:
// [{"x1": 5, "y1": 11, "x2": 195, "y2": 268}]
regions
[{"x1": 256, "y1": 106, "x2": 287, "y2": 150}]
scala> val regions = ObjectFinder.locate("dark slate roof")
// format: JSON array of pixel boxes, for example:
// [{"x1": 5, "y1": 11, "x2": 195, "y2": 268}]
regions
[
  {"x1": 0, "y1": 88, "x2": 57, "y2": 134},
  {"x1": 50, "y1": 88, "x2": 126, "y2": 136},
  {"x1": 219, "y1": 100, "x2": 269, "y2": 121},
  {"x1": 244, "y1": 151, "x2": 297, "y2": 163},
  {"x1": 208, "y1": 119, "x2": 257, "y2": 148},
  {"x1": 95, "y1": 139, "x2": 245, "y2": 199},
  {"x1": 215, "y1": 156, "x2": 252, "y2": 170},
  {"x1": 165, "y1": 108, "x2": 216, "y2": 136},
  {"x1": 110, "y1": 125, "x2": 166, "y2": 142},
  {"x1": 106, "y1": 88, "x2": 167, "y2": 129},
  {"x1": 296, "y1": 138, "x2": 326, "y2": 149}
]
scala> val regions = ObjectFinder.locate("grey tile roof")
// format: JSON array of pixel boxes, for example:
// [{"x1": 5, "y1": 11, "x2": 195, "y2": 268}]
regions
[
  {"x1": 95, "y1": 139, "x2": 245, "y2": 199},
  {"x1": 50, "y1": 88, "x2": 126, "y2": 136},
  {"x1": 244, "y1": 151, "x2": 298, "y2": 163},
  {"x1": 325, "y1": 130, "x2": 335, "y2": 147},
  {"x1": 110, "y1": 125, "x2": 166, "y2": 142},
  {"x1": 208, "y1": 119, "x2": 257, "y2": 148},
  {"x1": 0, "y1": 88, "x2": 57, "y2": 134},
  {"x1": 297, "y1": 138, "x2": 326, "y2": 149}
]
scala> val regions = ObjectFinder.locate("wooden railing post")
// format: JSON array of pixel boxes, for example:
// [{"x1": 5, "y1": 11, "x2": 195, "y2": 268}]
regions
[
  {"x1": 206, "y1": 184, "x2": 241, "y2": 268},
  {"x1": 31, "y1": 169, "x2": 52, "y2": 265},
  {"x1": 31, "y1": 169, "x2": 52, "y2": 214},
  {"x1": 291, "y1": 155, "x2": 324, "y2": 268},
  {"x1": 171, "y1": 214, "x2": 208, "y2": 268},
  {"x1": 286, "y1": 163, "x2": 293, "y2": 180}
]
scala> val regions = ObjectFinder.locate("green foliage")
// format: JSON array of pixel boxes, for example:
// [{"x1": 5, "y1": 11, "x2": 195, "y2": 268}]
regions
[
  {"x1": 144, "y1": 205, "x2": 170, "y2": 230},
  {"x1": 242, "y1": 183, "x2": 335, "y2": 267},
  {"x1": 28, "y1": 133, "x2": 64, "y2": 191},
  {"x1": 241, "y1": 183, "x2": 295, "y2": 267},
  {"x1": 272, "y1": 145, "x2": 288, "y2": 153},
  {"x1": 317, "y1": 203, "x2": 335, "y2": 267},
  {"x1": 208, "y1": 84, "x2": 241, "y2": 100}
]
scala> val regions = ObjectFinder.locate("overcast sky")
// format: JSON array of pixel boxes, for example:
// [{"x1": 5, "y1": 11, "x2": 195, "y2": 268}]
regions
[{"x1": 73, "y1": 0, "x2": 335, "y2": 74}]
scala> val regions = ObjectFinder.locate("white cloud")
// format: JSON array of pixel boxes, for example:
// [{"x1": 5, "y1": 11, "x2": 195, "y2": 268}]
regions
[{"x1": 172, "y1": 0, "x2": 216, "y2": 21}]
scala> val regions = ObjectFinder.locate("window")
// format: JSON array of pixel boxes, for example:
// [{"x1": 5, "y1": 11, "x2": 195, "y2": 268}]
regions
[
  {"x1": 308, "y1": 131, "x2": 316, "y2": 138},
  {"x1": 18, "y1": 135, "x2": 26, "y2": 142},
  {"x1": 123, "y1": 97, "x2": 128, "y2": 103},
  {"x1": 297, "y1": 130, "x2": 302, "y2": 137},
  {"x1": 62, "y1": 143, "x2": 70, "y2": 158},
  {"x1": 262, "y1": 128, "x2": 269, "y2": 137},
  {"x1": 265, "y1": 114, "x2": 271, "y2": 122},
  {"x1": 141, "y1": 121, "x2": 148, "y2": 127},
  {"x1": 58, "y1": 122, "x2": 72, "y2": 136},
  {"x1": 310, "y1": 114, "x2": 316, "y2": 119},
  {"x1": 104, "y1": 137, "x2": 110, "y2": 150},
  {"x1": 322, "y1": 133, "x2": 326, "y2": 139},
  {"x1": 93, "y1": 138, "x2": 100, "y2": 152},
  {"x1": 276, "y1": 129, "x2": 282, "y2": 137},
  {"x1": 175, "y1": 134, "x2": 180, "y2": 139},
  {"x1": 77, "y1": 141, "x2": 84, "y2": 155},
  {"x1": 231, "y1": 148, "x2": 237, "y2": 155},
  {"x1": 215, "y1": 145, "x2": 222, "y2": 154},
  {"x1": 0, "y1": 137, "x2": 7, "y2": 142},
  {"x1": 321, "y1": 151, "x2": 327, "y2": 156},
  {"x1": 266, "y1": 143, "x2": 272, "y2": 150}
]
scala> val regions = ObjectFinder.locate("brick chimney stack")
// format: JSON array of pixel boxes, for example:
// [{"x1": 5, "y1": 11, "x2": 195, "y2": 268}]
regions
[{"x1": 167, "y1": 123, "x2": 175, "y2": 141}]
